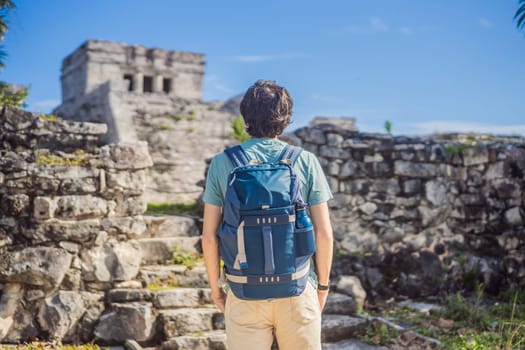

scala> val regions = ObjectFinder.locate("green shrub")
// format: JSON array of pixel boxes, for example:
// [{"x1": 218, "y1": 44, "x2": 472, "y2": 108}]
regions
[
  {"x1": 145, "y1": 202, "x2": 201, "y2": 216},
  {"x1": 230, "y1": 115, "x2": 250, "y2": 142},
  {"x1": 0, "y1": 82, "x2": 28, "y2": 108}
]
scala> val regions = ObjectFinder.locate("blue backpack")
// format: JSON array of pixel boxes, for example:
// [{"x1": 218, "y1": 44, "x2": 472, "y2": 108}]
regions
[{"x1": 218, "y1": 144, "x2": 316, "y2": 300}]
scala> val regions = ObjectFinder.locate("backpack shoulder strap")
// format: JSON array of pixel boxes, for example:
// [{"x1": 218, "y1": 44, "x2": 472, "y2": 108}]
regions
[
  {"x1": 278, "y1": 144, "x2": 303, "y2": 165},
  {"x1": 225, "y1": 145, "x2": 250, "y2": 167}
]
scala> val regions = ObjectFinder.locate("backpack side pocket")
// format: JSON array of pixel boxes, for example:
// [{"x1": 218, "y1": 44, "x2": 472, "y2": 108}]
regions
[{"x1": 294, "y1": 226, "x2": 316, "y2": 257}]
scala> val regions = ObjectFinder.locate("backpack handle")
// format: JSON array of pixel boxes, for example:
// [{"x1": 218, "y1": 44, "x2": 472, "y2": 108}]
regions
[
  {"x1": 278, "y1": 145, "x2": 303, "y2": 165},
  {"x1": 225, "y1": 145, "x2": 251, "y2": 167}
]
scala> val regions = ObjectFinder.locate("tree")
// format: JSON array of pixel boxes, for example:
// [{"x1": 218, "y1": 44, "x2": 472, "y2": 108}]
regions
[
  {"x1": 516, "y1": 0, "x2": 525, "y2": 32},
  {"x1": 0, "y1": 0, "x2": 15, "y2": 68}
]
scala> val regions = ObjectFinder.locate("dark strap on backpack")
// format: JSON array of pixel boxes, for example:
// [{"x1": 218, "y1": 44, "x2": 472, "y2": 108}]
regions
[
  {"x1": 225, "y1": 145, "x2": 251, "y2": 167},
  {"x1": 279, "y1": 145, "x2": 303, "y2": 165}
]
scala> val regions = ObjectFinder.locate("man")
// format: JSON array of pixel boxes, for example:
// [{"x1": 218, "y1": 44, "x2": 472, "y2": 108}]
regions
[{"x1": 202, "y1": 80, "x2": 333, "y2": 350}]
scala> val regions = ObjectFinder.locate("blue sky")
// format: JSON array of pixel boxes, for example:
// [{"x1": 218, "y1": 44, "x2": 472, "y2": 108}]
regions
[{"x1": 2, "y1": 0, "x2": 525, "y2": 135}]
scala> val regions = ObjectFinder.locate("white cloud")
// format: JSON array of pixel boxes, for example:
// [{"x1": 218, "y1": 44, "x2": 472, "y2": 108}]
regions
[
  {"x1": 404, "y1": 121, "x2": 525, "y2": 136},
  {"x1": 31, "y1": 99, "x2": 60, "y2": 111},
  {"x1": 479, "y1": 18, "x2": 494, "y2": 29},
  {"x1": 369, "y1": 17, "x2": 389, "y2": 32},
  {"x1": 230, "y1": 53, "x2": 302, "y2": 63},
  {"x1": 213, "y1": 83, "x2": 234, "y2": 94},
  {"x1": 204, "y1": 74, "x2": 235, "y2": 96}
]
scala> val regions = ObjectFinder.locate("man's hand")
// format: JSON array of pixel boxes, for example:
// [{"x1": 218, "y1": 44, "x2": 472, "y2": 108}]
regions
[
  {"x1": 211, "y1": 287, "x2": 227, "y2": 313},
  {"x1": 317, "y1": 289, "x2": 329, "y2": 311}
]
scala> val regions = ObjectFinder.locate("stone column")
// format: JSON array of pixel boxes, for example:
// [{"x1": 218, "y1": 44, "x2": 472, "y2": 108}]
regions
[
  {"x1": 135, "y1": 73, "x2": 143, "y2": 93},
  {"x1": 154, "y1": 75, "x2": 163, "y2": 93}
]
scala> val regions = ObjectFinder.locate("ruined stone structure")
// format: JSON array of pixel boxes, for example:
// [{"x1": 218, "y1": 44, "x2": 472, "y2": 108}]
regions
[
  {"x1": 55, "y1": 40, "x2": 236, "y2": 204},
  {"x1": 1, "y1": 106, "x2": 524, "y2": 347},
  {"x1": 0, "y1": 107, "x2": 366, "y2": 348},
  {"x1": 56, "y1": 39, "x2": 205, "y2": 142},
  {"x1": 283, "y1": 124, "x2": 525, "y2": 299}
]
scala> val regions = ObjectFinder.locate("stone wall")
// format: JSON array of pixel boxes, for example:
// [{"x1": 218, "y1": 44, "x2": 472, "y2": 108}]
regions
[
  {"x1": 0, "y1": 107, "x2": 153, "y2": 342},
  {"x1": 283, "y1": 124, "x2": 525, "y2": 299}
]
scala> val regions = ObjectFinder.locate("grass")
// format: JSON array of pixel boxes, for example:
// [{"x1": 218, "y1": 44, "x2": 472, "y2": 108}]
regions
[
  {"x1": 35, "y1": 150, "x2": 102, "y2": 167},
  {"x1": 361, "y1": 319, "x2": 400, "y2": 345},
  {"x1": 172, "y1": 247, "x2": 202, "y2": 269},
  {"x1": 361, "y1": 287, "x2": 525, "y2": 349},
  {"x1": 442, "y1": 143, "x2": 473, "y2": 157},
  {"x1": 146, "y1": 279, "x2": 179, "y2": 291},
  {"x1": 145, "y1": 202, "x2": 201, "y2": 216}
]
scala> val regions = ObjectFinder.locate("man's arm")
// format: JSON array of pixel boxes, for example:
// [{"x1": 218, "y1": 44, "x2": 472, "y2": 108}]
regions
[
  {"x1": 201, "y1": 203, "x2": 225, "y2": 312},
  {"x1": 310, "y1": 202, "x2": 333, "y2": 311}
]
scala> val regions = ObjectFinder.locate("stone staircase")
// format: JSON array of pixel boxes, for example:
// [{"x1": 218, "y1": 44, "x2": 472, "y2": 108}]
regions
[{"x1": 126, "y1": 214, "x2": 379, "y2": 350}]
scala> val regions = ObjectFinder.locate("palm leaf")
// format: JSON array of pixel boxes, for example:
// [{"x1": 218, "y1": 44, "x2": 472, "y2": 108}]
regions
[{"x1": 515, "y1": 0, "x2": 525, "y2": 30}]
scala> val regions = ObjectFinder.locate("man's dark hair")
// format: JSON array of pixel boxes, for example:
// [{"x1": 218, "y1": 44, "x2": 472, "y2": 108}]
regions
[{"x1": 240, "y1": 80, "x2": 293, "y2": 138}]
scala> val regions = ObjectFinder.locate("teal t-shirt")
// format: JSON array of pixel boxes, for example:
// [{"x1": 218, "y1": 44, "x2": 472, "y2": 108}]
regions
[{"x1": 203, "y1": 138, "x2": 333, "y2": 207}]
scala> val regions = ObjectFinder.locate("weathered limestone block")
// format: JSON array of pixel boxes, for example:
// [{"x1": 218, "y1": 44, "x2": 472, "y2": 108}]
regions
[
  {"x1": 3, "y1": 194, "x2": 30, "y2": 217},
  {"x1": 59, "y1": 177, "x2": 98, "y2": 194},
  {"x1": 105, "y1": 170, "x2": 146, "y2": 195},
  {"x1": 81, "y1": 239, "x2": 142, "y2": 282},
  {"x1": 0, "y1": 283, "x2": 22, "y2": 340},
  {"x1": 107, "y1": 289, "x2": 152, "y2": 303},
  {"x1": 28, "y1": 219, "x2": 100, "y2": 243},
  {"x1": 340, "y1": 232, "x2": 380, "y2": 256},
  {"x1": 320, "y1": 145, "x2": 351, "y2": 159},
  {"x1": 402, "y1": 179, "x2": 422, "y2": 194},
  {"x1": 334, "y1": 276, "x2": 366, "y2": 310},
  {"x1": 111, "y1": 194, "x2": 146, "y2": 216},
  {"x1": 56, "y1": 195, "x2": 108, "y2": 219},
  {"x1": 159, "y1": 308, "x2": 219, "y2": 338},
  {"x1": 458, "y1": 193, "x2": 485, "y2": 206},
  {"x1": 161, "y1": 330, "x2": 227, "y2": 350},
  {"x1": 418, "y1": 206, "x2": 449, "y2": 227},
  {"x1": 143, "y1": 215, "x2": 200, "y2": 238},
  {"x1": 394, "y1": 161, "x2": 438, "y2": 178},
  {"x1": 325, "y1": 292, "x2": 358, "y2": 315},
  {"x1": 359, "y1": 202, "x2": 378, "y2": 215},
  {"x1": 425, "y1": 179, "x2": 449, "y2": 206},
  {"x1": 0, "y1": 247, "x2": 72, "y2": 288},
  {"x1": 30, "y1": 164, "x2": 101, "y2": 180},
  {"x1": 37, "y1": 291, "x2": 85, "y2": 341},
  {"x1": 78, "y1": 291, "x2": 105, "y2": 342},
  {"x1": 463, "y1": 146, "x2": 489, "y2": 166},
  {"x1": 340, "y1": 160, "x2": 365, "y2": 178},
  {"x1": 101, "y1": 216, "x2": 147, "y2": 237},
  {"x1": 153, "y1": 288, "x2": 208, "y2": 309},
  {"x1": 491, "y1": 178, "x2": 520, "y2": 199},
  {"x1": 505, "y1": 207, "x2": 523, "y2": 226},
  {"x1": 33, "y1": 196, "x2": 57, "y2": 220},
  {"x1": 296, "y1": 127, "x2": 326, "y2": 145},
  {"x1": 94, "y1": 303, "x2": 154, "y2": 344},
  {"x1": 321, "y1": 315, "x2": 367, "y2": 343},
  {"x1": 101, "y1": 142, "x2": 153, "y2": 170},
  {"x1": 326, "y1": 133, "x2": 344, "y2": 146}
]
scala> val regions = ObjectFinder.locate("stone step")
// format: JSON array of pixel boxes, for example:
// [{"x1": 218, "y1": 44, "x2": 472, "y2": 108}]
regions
[
  {"x1": 138, "y1": 237, "x2": 201, "y2": 265},
  {"x1": 160, "y1": 316, "x2": 372, "y2": 350},
  {"x1": 161, "y1": 330, "x2": 227, "y2": 350},
  {"x1": 324, "y1": 292, "x2": 357, "y2": 315},
  {"x1": 154, "y1": 288, "x2": 212, "y2": 309},
  {"x1": 158, "y1": 308, "x2": 225, "y2": 339},
  {"x1": 322, "y1": 339, "x2": 388, "y2": 350},
  {"x1": 143, "y1": 215, "x2": 200, "y2": 238},
  {"x1": 321, "y1": 315, "x2": 368, "y2": 343},
  {"x1": 139, "y1": 263, "x2": 208, "y2": 288}
]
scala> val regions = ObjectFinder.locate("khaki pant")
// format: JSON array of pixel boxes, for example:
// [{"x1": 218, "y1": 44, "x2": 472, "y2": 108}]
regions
[{"x1": 225, "y1": 282, "x2": 321, "y2": 350}]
